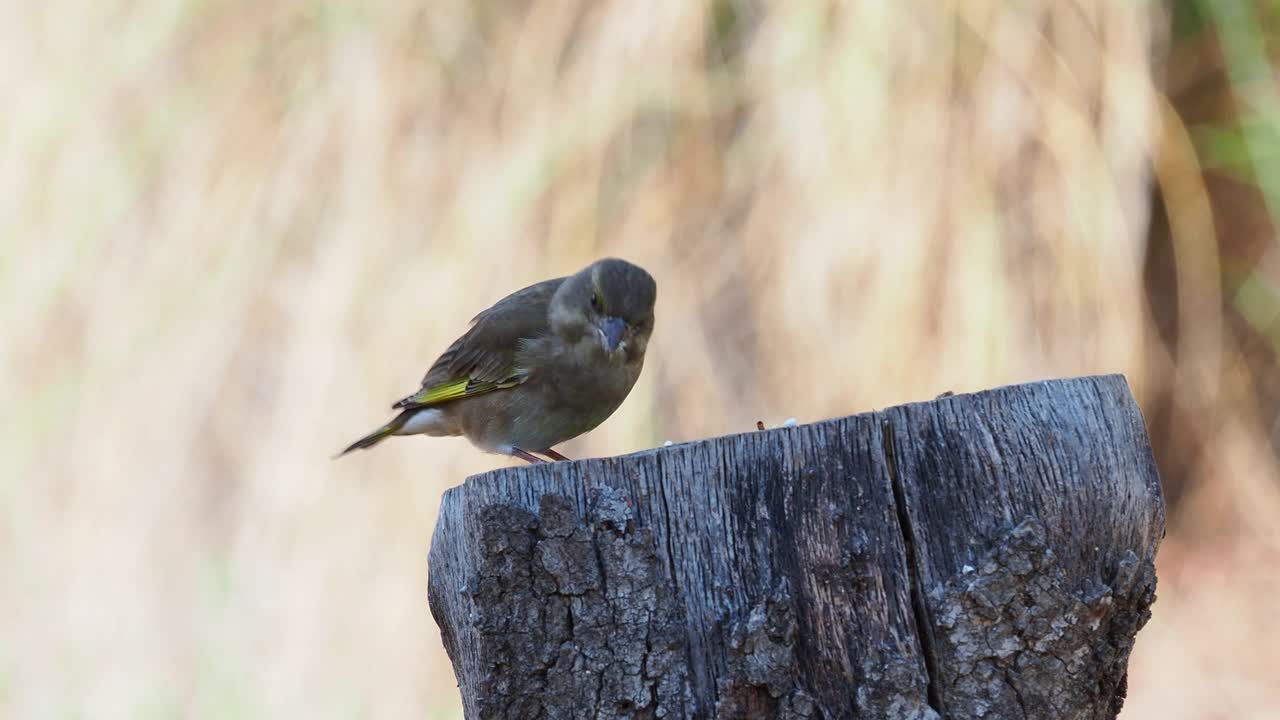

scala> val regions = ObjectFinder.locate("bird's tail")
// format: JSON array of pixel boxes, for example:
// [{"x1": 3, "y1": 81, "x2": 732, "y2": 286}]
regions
[{"x1": 335, "y1": 410, "x2": 413, "y2": 458}]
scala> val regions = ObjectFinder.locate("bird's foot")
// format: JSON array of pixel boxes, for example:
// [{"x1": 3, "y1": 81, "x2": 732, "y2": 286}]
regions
[
  {"x1": 541, "y1": 448, "x2": 572, "y2": 462},
  {"x1": 511, "y1": 448, "x2": 547, "y2": 464}
]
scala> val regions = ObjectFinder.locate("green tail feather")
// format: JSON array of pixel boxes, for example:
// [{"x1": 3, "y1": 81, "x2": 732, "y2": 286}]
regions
[{"x1": 336, "y1": 410, "x2": 412, "y2": 458}]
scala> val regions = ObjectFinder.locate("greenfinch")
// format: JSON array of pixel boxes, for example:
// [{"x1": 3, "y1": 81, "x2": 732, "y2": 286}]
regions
[{"x1": 339, "y1": 258, "x2": 656, "y2": 464}]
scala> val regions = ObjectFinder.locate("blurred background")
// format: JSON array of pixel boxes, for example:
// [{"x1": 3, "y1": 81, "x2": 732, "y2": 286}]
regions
[{"x1": 3, "y1": 0, "x2": 1279, "y2": 717}]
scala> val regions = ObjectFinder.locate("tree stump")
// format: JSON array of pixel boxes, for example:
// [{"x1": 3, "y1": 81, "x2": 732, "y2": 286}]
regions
[{"x1": 427, "y1": 374, "x2": 1165, "y2": 719}]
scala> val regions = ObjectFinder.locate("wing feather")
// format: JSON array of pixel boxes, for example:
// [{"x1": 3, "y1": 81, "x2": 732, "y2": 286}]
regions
[{"x1": 392, "y1": 277, "x2": 563, "y2": 410}]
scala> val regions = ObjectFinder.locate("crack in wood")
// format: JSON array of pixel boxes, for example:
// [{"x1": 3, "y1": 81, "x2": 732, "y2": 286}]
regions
[{"x1": 883, "y1": 419, "x2": 947, "y2": 718}]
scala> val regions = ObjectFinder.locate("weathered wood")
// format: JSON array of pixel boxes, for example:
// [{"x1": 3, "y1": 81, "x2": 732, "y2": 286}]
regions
[{"x1": 428, "y1": 375, "x2": 1164, "y2": 719}]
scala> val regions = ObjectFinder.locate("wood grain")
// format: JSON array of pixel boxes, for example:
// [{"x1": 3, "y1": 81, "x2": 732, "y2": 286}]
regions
[{"x1": 428, "y1": 375, "x2": 1164, "y2": 719}]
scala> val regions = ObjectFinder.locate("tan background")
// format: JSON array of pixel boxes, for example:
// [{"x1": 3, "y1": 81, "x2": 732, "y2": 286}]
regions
[{"x1": 4, "y1": 0, "x2": 1279, "y2": 718}]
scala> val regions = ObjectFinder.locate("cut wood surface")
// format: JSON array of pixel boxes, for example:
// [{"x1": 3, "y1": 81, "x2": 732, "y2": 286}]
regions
[{"x1": 428, "y1": 374, "x2": 1165, "y2": 719}]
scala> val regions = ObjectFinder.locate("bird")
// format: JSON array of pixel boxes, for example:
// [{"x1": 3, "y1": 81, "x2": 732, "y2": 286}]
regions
[{"x1": 338, "y1": 258, "x2": 656, "y2": 464}]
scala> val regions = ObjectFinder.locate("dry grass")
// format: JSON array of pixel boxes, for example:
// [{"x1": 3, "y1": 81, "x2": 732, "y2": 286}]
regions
[{"x1": 3, "y1": 0, "x2": 1278, "y2": 717}]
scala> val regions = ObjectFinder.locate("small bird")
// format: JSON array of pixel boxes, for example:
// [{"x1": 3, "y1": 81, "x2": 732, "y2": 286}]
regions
[{"x1": 338, "y1": 258, "x2": 656, "y2": 464}]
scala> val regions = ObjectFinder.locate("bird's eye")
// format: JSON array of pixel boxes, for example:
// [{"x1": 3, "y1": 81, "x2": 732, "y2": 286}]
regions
[{"x1": 590, "y1": 291, "x2": 601, "y2": 310}]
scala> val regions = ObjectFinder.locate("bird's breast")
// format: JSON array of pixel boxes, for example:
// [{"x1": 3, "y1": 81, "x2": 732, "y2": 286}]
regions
[
  {"x1": 544, "y1": 356, "x2": 640, "y2": 414},
  {"x1": 489, "y1": 335, "x2": 647, "y2": 449}
]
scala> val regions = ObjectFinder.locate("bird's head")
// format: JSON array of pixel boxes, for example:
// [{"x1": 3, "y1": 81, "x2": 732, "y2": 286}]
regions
[{"x1": 550, "y1": 258, "x2": 656, "y2": 361}]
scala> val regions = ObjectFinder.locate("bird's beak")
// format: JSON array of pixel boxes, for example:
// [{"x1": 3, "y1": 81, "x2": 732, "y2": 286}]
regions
[{"x1": 597, "y1": 316, "x2": 627, "y2": 354}]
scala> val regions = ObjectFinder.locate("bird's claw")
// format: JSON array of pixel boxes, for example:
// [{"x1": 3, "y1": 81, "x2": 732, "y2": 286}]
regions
[{"x1": 511, "y1": 448, "x2": 547, "y2": 464}]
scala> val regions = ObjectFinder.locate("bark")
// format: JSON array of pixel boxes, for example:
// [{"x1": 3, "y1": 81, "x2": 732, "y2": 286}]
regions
[{"x1": 428, "y1": 374, "x2": 1164, "y2": 719}]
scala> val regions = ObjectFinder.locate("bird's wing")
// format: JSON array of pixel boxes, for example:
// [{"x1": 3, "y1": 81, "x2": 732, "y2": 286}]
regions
[{"x1": 393, "y1": 277, "x2": 564, "y2": 410}]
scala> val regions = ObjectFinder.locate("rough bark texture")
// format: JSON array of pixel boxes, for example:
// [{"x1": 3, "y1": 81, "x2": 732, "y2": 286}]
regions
[{"x1": 428, "y1": 374, "x2": 1164, "y2": 719}]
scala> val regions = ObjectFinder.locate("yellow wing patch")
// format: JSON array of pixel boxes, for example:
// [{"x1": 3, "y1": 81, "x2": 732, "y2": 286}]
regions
[{"x1": 394, "y1": 374, "x2": 525, "y2": 409}]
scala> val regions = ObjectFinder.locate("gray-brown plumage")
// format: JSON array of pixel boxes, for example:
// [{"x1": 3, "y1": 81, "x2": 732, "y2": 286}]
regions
[{"x1": 338, "y1": 258, "x2": 657, "y2": 463}]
